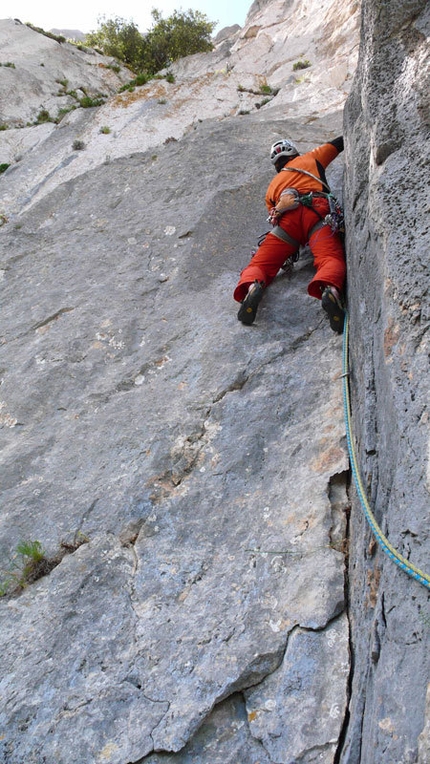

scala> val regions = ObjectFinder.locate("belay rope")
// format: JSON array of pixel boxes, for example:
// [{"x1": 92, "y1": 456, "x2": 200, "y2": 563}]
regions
[{"x1": 342, "y1": 311, "x2": 430, "y2": 590}]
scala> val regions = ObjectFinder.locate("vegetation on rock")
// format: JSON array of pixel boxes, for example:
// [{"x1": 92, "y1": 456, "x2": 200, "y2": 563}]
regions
[
  {"x1": 0, "y1": 536, "x2": 89, "y2": 597},
  {"x1": 85, "y1": 9, "x2": 216, "y2": 75}
]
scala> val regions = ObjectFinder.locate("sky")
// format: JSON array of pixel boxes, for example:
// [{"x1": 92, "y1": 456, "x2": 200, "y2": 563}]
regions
[{"x1": 2, "y1": 0, "x2": 252, "y2": 35}]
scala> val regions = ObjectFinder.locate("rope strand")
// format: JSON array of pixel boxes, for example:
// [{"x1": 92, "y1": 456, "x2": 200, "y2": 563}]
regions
[{"x1": 342, "y1": 311, "x2": 430, "y2": 590}]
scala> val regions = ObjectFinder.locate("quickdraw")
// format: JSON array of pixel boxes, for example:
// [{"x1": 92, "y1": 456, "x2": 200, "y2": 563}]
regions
[{"x1": 325, "y1": 194, "x2": 345, "y2": 234}]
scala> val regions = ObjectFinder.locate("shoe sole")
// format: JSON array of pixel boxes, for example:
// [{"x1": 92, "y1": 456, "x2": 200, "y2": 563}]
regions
[
  {"x1": 238, "y1": 284, "x2": 264, "y2": 325},
  {"x1": 322, "y1": 290, "x2": 345, "y2": 334}
]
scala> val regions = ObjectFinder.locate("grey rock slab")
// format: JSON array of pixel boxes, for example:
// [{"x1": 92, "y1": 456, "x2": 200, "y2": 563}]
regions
[
  {"x1": 141, "y1": 694, "x2": 273, "y2": 764},
  {"x1": 0, "y1": 535, "x2": 167, "y2": 764},
  {"x1": 245, "y1": 613, "x2": 350, "y2": 763},
  {"x1": 0, "y1": 19, "x2": 132, "y2": 126},
  {"x1": 0, "y1": 111, "x2": 349, "y2": 762},
  {"x1": 342, "y1": 0, "x2": 430, "y2": 761},
  {"x1": 0, "y1": 4, "x2": 359, "y2": 221}
]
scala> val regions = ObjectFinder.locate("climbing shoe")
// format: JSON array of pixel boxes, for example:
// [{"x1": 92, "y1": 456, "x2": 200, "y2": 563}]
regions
[
  {"x1": 238, "y1": 281, "x2": 264, "y2": 325},
  {"x1": 321, "y1": 286, "x2": 345, "y2": 334}
]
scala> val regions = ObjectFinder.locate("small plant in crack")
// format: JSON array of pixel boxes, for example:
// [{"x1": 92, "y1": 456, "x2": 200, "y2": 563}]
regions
[
  {"x1": 0, "y1": 533, "x2": 89, "y2": 598},
  {"x1": 0, "y1": 539, "x2": 49, "y2": 596},
  {"x1": 293, "y1": 59, "x2": 311, "y2": 71}
]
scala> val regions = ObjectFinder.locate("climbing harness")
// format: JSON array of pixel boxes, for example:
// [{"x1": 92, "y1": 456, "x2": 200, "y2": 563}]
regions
[
  {"x1": 271, "y1": 225, "x2": 300, "y2": 249},
  {"x1": 251, "y1": 230, "x2": 300, "y2": 269},
  {"x1": 342, "y1": 311, "x2": 430, "y2": 590},
  {"x1": 279, "y1": 166, "x2": 345, "y2": 234}
]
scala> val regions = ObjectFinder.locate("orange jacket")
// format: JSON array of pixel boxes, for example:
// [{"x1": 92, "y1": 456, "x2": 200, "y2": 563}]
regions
[{"x1": 265, "y1": 141, "x2": 341, "y2": 211}]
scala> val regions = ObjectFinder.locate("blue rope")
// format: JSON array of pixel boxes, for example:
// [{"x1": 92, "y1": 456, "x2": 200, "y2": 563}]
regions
[{"x1": 342, "y1": 311, "x2": 430, "y2": 590}]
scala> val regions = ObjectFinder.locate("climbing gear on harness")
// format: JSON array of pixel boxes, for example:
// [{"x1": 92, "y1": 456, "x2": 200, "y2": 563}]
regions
[
  {"x1": 324, "y1": 195, "x2": 345, "y2": 234},
  {"x1": 268, "y1": 186, "x2": 344, "y2": 235},
  {"x1": 322, "y1": 286, "x2": 345, "y2": 333},
  {"x1": 281, "y1": 254, "x2": 298, "y2": 273},
  {"x1": 238, "y1": 280, "x2": 264, "y2": 325},
  {"x1": 280, "y1": 167, "x2": 345, "y2": 234},
  {"x1": 342, "y1": 312, "x2": 430, "y2": 590},
  {"x1": 270, "y1": 139, "x2": 299, "y2": 164}
]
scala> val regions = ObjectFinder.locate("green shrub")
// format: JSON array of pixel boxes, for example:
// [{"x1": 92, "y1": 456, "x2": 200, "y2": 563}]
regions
[
  {"x1": 79, "y1": 95, "x2": 106, "y2": 108},
  {"x1": 0, "y1": 540, "x2": 47, "y2": 596},
  {"x1": 16, "y1": 540, "x2": 45, "y2": 563},
  {"x1": 26, "y1": 23, "x2": 66, "y2": 43},
  {"x1": 0, "y1": 163, "x2": 10, "y2": 174},
  {"x1": 0, "y1": 535, "x2": 89, "y2": 597},
  {"x1": 1, "y1": 61, "x2": 16, "y2": 68},
  {"x1": 136, "y1": 72, "x2": 150, "y2": 85},
  {"x1": 118, "y1": 73, "x2": 150, "y2": 92},
  {"x1": 293, "y1": 59, "x2": 311, "y2": 71},
  {"x1": 35, "y1": 109, "x2": 52, "y2": 124},
  {"x1": 55, "y1": 105, "x2": 76, "y2": 122},
  {"x1": 85, "y1": 9, "x2": 215, "y2": 75},
  {"x1": 0, "y1": 123, "x2": 8, "y2": 131},
  {"x1": 100, "y1": 125, "x2": 111, "y2": 134},
  {"x1": 72, "y1": 139, "x2": 86, "y2": 150}
]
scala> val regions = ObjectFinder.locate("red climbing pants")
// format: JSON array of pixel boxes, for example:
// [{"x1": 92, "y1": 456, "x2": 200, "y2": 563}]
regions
[{"x1": 234, "y1": 199, "x2": 346, "y2": 302}]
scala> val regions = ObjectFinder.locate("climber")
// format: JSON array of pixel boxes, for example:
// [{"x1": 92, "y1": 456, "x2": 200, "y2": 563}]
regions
[{"x1": 234, "y1": 136, "x2": 346, "y2": 333}]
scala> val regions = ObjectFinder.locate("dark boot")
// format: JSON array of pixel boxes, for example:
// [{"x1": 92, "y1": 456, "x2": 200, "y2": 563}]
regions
[
  {"x1": 237, "y1": 281, "x2": 264, "y2": 325},
  {"x1": 321, "y1": 286, "x2": 345, "y2": 334}
]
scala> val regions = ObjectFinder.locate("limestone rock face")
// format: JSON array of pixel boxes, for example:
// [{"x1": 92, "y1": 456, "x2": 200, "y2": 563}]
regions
[
  {"x1": 343, "y1": 1, "x2": 430, "y2": 762},
  {"x1": 0, "y1": 4, "x2": 355, "y2": 759},
  {"x1": 0, "y1": 0, "x2": 359, "y2": 219},
  {"x1": 0, "y1": 114, "x2": 350, "y2": 763},
  {"x1": 0, "y1": 0, "x2": 428, "y2": 762},
  {"x1": 0, "y1": 19, "x2": 132, "y2": 127}
]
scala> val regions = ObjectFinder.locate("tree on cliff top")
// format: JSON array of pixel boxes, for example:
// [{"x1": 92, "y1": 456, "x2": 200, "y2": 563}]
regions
[{"x1": 85, "y1": 9, "x2": 216, "y2": 74}]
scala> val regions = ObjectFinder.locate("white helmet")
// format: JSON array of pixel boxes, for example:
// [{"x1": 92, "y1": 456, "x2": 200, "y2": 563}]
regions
[{"x1": 270, "y1": 139, "x2": 299, "y2": 164}]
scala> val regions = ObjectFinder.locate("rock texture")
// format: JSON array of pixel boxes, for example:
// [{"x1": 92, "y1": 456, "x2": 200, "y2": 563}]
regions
[
  {"x1": 0, "y1": 20, "x2": 132, "y2": 128},
  {"x1": 343, "y1": 1, "x2": 430, "y2": 762},
  {"x1": 0, "y1": 0, "x2": 428, "y2": 762},
  {"x1": 0, "y1": 116, "x2": 350, "y2": 763},
  {"x1": 0, "y1": 0, "x2": 359, "y2": 219}
]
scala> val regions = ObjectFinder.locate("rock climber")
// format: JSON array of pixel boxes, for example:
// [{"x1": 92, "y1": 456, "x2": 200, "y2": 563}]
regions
[{"x1": 234, "y1": 136, "x2": 346, "y2": 333}]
